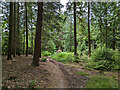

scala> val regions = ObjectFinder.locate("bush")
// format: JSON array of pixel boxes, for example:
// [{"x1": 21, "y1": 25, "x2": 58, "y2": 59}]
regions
[
  {"x1": 42, "y1": 51, "x2": 51, "y2": 56},
  {"x1": 87, "y1": 47, "x2": 120, "y2": 71},
  {"x1": 51, "y1": 52, "x2": 79, "y2": 63},
  {"x1": 41, "y1": 57, "x2": 47, "y2": 62}
]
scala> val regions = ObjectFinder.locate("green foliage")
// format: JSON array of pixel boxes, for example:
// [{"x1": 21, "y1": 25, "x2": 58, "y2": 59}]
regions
[
  {"x1": 87, "y1": 48, "x2": 120, "y2": 71},
  {"x1": 42, "y1": 51, "x2": 51, "y2": 56},
  {"x1": 41, "y1": 57, "x2": 47, "y2": 62},
  {"x1": 76, "y1": 71, "x2": 89, "y2": 76},
  {"x1": 86, "y1": 75, "x2": 118, "y2": 88},
  {"x1": 51, "y1": 52, "x2": 79, "y2": 63}
]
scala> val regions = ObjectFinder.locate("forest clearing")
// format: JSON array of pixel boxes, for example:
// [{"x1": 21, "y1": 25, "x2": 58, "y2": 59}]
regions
[{"x1": 1, "y1": 1, "x2": 120, "y2": 89}]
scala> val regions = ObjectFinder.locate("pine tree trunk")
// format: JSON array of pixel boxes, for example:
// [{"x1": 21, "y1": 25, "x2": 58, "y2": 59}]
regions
[
  {"x1": 16, "y1": 2, "x2": 20, "y2": 56},
  {"x1": 32, "y1": 2, "x2": 43, "y2": 66},
  {"x1": 113, "y1": 28, "x2": 115, "y2": 50},
  {"x1": 105, "y1": 4, "x2": 107, "y2": 49},
  {"x1": 31, "y1": 4, "x2": 33, "y2": 55},
  {"x1": 25, "y1": 2, "x2": 28, "y2": 56},
  {"x1": 74, "y1": 2, "x2": 77, "y2": 56},
  {"x1": 69, "y1": 16, "x2": 72, "y2": 52},
  {"x1": 88, "y1": 2, "x2": 91, "y2": 57},
  {"x1": 7, "y1": 2, "x2": 13, "y2": 60},
  {"x1": 13, "y1": 2, "x2": 16, "y2": 57}
]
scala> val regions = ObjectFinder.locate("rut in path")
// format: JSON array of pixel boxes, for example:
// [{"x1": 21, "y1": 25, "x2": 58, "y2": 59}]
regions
[{"x1": 44, "y1": 57, "x2": 88, "y2": 88}]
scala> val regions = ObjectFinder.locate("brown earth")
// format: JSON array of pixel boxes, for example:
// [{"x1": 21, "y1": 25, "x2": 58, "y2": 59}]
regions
[{"x1": 2, "y1": 55, "x2": 88, "y2": 88}]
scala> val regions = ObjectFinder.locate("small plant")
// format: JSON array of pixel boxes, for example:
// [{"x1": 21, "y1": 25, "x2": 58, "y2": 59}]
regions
[
  {"x1": 41, "y1": 57, "x2": 47, "y2": 62},
  {"x1": 76, "y1": 71, "x2": 89, "y2": 76},
  {"x1": 29, "y1": 80, "x2": 36, "y2": 86},
  {"x1": 42, "y1": 51, "x2": 51, "y2": 56}
]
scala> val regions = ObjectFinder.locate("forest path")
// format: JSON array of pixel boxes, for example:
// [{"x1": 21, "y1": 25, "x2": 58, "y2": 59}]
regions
[{"x1": 2, "y1": 55, "x2": 88, "y2": 88}]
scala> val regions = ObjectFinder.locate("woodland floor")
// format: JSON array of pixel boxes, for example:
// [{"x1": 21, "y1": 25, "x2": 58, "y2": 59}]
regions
[{"x1": 2, "y1": 55, "x2": 118, "y2": 88}]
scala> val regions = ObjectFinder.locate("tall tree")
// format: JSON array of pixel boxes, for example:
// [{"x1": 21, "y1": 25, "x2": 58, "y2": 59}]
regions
[
  {"x1": 105, "y1": 3, "x2": 107, "y2": 49},
  {"x1": 13, "y1": 2, "x2": 16, "y2": 57},
  {"x1": 74, "y1": 2, "x2": 77, "y2": 56},
  {"x1": 88, "y1": 2, "x2": 91, "y2": 57},
  {"x1": 25, "y1": 2, "x2": 28, "y2": 56},
  {"x1": 32, "y1": 2, "x2": 43, "y2": 66},
  {"x1": 16, "y1": 2, "x2": 20, "y2": 56},
  {"x1": 7, "y1": 2, "x2": 13, "y2": 60}
]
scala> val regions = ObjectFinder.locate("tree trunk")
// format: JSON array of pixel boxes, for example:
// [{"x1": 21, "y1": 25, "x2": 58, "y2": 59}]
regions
[
  {"x1": 32, "y1": 2, "x2": 43, "y2": 66},
  {"x1": 16, "y1": 2, "x2": 20, "y2": 56},
  {"x1": 13, "y1": 2, "x2": 16, "y2": 57},
  {"x1": 105, "y1": 4, "x2": 107, "y2": 49},
  {"x1": 88, "y1": 2, "x2": 91, "y2": 57},
  {"x1": 74, "y1": 2, "x2": 77, "y2": 56},
  {"x1": 113, "y1": 28, "x2": 115, "y2": 50},
  {"x1": 25, "y1": 2, "x2": 28, "y2": 56},
  {"x1": 7, "y1": 2, "x2": 13, "y2": 60},
  {"x1": 31, "y1": 4, "x2": 33, "y2": 55},
  {"x1": 70, "y1": 16, "x2": 72, "y2": 52}
]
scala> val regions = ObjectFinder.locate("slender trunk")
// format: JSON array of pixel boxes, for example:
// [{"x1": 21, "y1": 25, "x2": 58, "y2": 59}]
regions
[
  {"x1": 88, "y1": 2, "x2": 91, "y2": 57},
  {"x1": 7, "y1": 2, "x2": 13, "y2": 60},
  {"x1": 70, "y1": 17, "x2": 72, "y2": 52},
  {"x1": 31, "y1": 4, "x2": 33, "y2": 55},
  {"x1": 13, "y1": 2, "x2": 16, "y2": 57},
  {"x1": 16, "y1": 2, "x2": 20, "y2": 56},
  {"x1": 25, "y1": 2, "x2": 28, "y2": 56},
  {"x1": 74, "y1": 2, "x2": 77, "y2": 56},
  {"x1": 105, "y1": 4, "x2": 107, "y2": 49},
  {"x1": 113, "y1": 28, "x2": 115, "y2": 50},
  {"x1": 32, "y1": 2, "x2": 43, "y2": 66}
]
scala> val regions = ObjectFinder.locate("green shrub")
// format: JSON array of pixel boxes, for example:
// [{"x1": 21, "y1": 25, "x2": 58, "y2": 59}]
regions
[
  {"x1": 76, "y1": 71, "x2": 89, "y2": 76},
  {"x1": 87, "y1": 47, "x2": 120, "y2": 71},
  {"x1": 51, "y1": 52, "x2": 79, "y2": 63},
  {"x1": 41, "y1": 57, "x2": 47, "y2": 62},
  {"x1": 42, "y1": 51, "x2": 51, "y2": 56}
]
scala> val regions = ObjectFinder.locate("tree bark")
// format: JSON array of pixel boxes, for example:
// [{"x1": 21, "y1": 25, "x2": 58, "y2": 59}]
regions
[
  {"x1": 16, "y1": 2, "x2": 20, "y2": 56},
  {"x1": 105, "y1": 4, "x2": 107, "y2": 49},
  {"x1": 7, "y1": 2, "x2": 14, "y2": 60},
  {"x1": 25, "y1": 2, "x2": 28, "y2": 56},
  {"x1": 70, "y1": 16, "x2": 72, "y2": 52},
  {"x1": 88, "y1": 2, "x2": 91, "y2": 57},
  {"x1": 13, "y1": 2, "x2": 16, "y2": 57},
  {"x1": 31, "y1": 3, "x2": 33, "y2": 55},
  {"x1": 74, "y1": 2, "x2": 77, "y2": 56},
  {"x1": 32, "y1": 2, "x2": 43, "y2": 66},
  {"x1": 113, "y1": 28, "x2": 115, "y2": 50}
]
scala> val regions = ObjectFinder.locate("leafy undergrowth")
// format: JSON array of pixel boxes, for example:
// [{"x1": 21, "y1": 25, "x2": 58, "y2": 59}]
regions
[
  {"x1": 51, "y1": 52, "x2": 80, "y2": 63},
  {"x1": 86, "y1": 75, "x2": 118, "y2": 88},
  {"x1": 85, "y1": 48, "x2": 120, "y2": 71}
]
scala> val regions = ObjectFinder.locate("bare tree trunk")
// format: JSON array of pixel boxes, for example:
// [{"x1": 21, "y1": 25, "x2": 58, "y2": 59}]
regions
[
  {"x1": 13, "y1": 2, "x2": 16, "y2": 57},
  {"x1": 25, "y1": 2, "x2": 28, "y2": 56},
  {"x1": 113, "y1": 28, "x2": 115, "y2": 50},
  {"x1": 105, "y1": 4, "x2": 107, "y2": 49},
  {"x1": 31, "y1": 4, "x2": 33, "y2": 55},
  {"x1": 16, "y1": 2, "x2": 20, "y2": 56},
  {"x1": 74, "y1": 2, "x2": 77, "y2": 56},
  {"x1": 32, "y1": 2, "x2": 43, "y2": 66},
  {"x1": 70, "y1": 16, "x2": 72, "y2": 52},
  {"x1": 88, "y1": 2, "x2": 91, "y2": 57},
  {"x1": 7, "y1": 2, "x2": 13, "y2": 60}
]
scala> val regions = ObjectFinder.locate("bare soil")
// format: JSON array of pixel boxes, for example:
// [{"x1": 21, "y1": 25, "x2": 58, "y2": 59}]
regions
[{"x1": 2, "y1": 55, "x2": 88, "y2": 88}]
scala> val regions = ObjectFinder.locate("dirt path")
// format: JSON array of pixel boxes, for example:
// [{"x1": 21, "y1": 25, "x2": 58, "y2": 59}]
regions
[{"x1": 2, "y1": 55, "x2": 88, "y2": 88}]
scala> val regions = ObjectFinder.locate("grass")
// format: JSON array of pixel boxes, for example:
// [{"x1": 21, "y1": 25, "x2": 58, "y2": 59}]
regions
[
  {"x1": 76, "y1": 71, "x2": 89, "y2": 76},
  {"x1": 86, "y1": 75, "x2": 118, "y2": 88}
]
